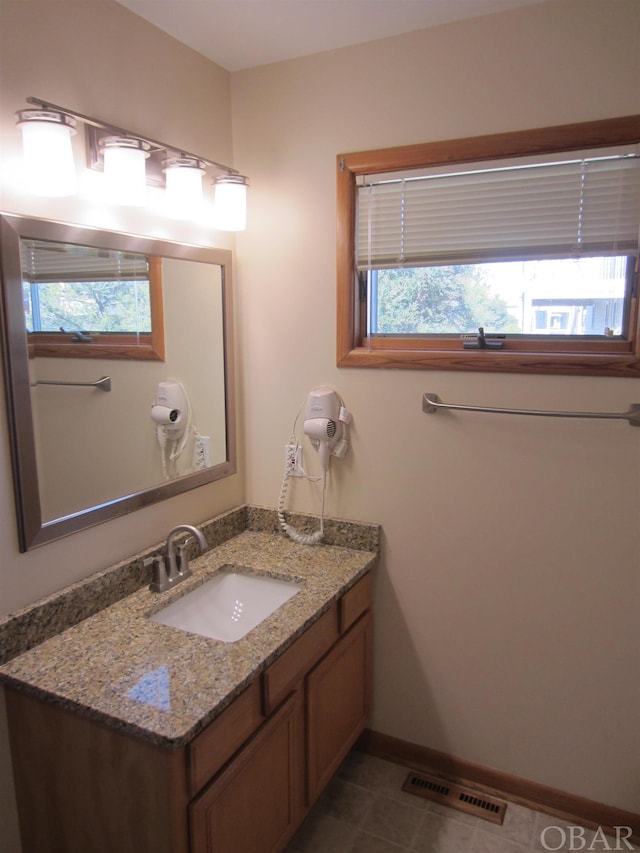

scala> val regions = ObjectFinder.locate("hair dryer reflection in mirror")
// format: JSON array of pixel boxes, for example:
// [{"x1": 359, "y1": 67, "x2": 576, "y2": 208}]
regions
[{"x1": 151, "y1": 380, "x2": 193, "y2": 479}]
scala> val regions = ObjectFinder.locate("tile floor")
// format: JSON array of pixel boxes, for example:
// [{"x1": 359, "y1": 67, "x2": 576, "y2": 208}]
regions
[{"x1": 286, "y1": 750, "x2": 638, "y2": 853}]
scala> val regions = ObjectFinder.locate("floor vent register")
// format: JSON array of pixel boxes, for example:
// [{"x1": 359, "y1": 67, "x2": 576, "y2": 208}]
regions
[{"x1": 402, "y1": 770, "x2": 507, "y2": 825}]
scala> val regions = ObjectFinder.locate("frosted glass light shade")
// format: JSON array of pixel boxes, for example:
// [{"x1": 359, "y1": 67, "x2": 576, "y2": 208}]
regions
[
  {"x1": 214, "y1": 175, "x2": 249, "y2": 231},
  {"x1": 164, "y1": 157, "x2": 204, "y2": 220},
  {"x1": 101, "y1": 136, "x2": 150, "y2": 206},
  {"x1": 17, "y1": 110, "x2": 77, "y2": 197}
]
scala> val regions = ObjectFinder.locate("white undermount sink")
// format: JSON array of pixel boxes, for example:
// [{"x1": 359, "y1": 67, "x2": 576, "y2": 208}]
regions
[{"x1": 149, "y1": 568, "x2": 301, "y2": 642}]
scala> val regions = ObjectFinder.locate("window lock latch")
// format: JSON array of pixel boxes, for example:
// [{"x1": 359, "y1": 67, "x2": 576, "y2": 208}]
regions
[
  {"x1": 59, "y1": 326, "x2": 92, "y2": 343},
  {"x1": 463, "y1": 327, "x2": 504, "y2": 350}
]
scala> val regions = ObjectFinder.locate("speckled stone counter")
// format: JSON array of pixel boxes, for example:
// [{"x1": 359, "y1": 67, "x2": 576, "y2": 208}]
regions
[{"x1": 0, "y1": 507, "x2": 379, "y2": 749}]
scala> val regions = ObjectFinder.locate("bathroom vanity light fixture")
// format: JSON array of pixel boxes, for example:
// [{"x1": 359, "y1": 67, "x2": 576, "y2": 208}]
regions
[
  {"x1": 163, "y1": 156, "x2": 205, "y2": 220},
  {"x1": 213, "y1": 174, "x2": 249, "y2": 232},
  {"x1": 101, "y1": 136, "x2": 151, "y2": 207},
  {"x1": 16, "y1": 108, "x2": 77, "y2": 197},
  {"x1": 15, "y1": 97, "x2": 249, "y2": 230}
]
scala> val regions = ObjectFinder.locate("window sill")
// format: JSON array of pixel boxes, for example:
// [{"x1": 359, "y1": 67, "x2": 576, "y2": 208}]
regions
[
  {"x1": 27, "y1": 339, "x2": 163, "y2": 361},
  {"x1": 337, "y1": 345, "x2": 640, "y2": 377}
]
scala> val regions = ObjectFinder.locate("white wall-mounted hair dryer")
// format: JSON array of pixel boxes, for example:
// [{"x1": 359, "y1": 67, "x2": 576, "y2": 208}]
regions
[
  {"x1": 303, "y1": 386, "x2": 343, "y2": 472},
  {"x1": 278, "y1": 386, "x2": 352, "y2": 546}
]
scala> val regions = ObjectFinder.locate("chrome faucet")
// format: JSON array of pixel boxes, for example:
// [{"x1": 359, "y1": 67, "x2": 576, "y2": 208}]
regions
[{"x1": 147, "y1": 524, "x2": 208, "y2": 593}]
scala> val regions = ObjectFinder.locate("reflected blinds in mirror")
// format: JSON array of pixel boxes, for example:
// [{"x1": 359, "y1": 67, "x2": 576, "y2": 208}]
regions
[
  {"x1": 21, "y1": 240, "x2": 149, "y2": 282},
  {"x1": 21, "y1": 240, "x2": 152, "y2": 337}
]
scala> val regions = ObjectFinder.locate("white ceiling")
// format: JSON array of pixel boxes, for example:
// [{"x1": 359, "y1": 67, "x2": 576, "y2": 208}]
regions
[{"x1": 115, "y1": 0, "x2": 550, "y2": 72}]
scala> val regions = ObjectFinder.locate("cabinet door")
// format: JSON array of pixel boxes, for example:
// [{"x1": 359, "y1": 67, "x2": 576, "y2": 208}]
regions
[
  {"x1": 306, "y1": 611, "x2": 372, "y2": 804},
  {"x1": 190, "y1": 690, "x2": 304, "y2": 853}
]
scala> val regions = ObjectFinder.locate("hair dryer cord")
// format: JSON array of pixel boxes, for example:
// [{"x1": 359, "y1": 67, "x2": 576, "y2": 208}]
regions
[{"x1": 277, "y1": 469, "x2": 325, "y2": 545}]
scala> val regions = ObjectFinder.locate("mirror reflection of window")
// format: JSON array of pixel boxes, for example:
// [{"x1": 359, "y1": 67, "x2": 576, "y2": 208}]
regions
[
  {"x1": 29, "y1": 255, "x2": 227, "y2": 523},
  {"x1": 1, "y1": 214, "x2": 236, "y2": 550},
  {"x1": 22, "y1": 240, "x2": 150, "y2": 333},
  {"x1": 20, "y1": 239, "x2": 165, "y2": 360}
]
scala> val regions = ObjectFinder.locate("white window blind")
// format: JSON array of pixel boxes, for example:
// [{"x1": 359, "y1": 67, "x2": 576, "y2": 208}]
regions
[
  {"x1": 20, "y1": 241, "x2": 149, "y2": 283},
  {"x1": 356, "y1": 147, "x2": 640, "y2": 269}
]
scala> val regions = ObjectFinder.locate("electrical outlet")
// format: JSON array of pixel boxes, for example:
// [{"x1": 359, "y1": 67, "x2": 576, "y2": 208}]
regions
[
  {"x1": 193, "y1": 435, "x2": 211, "y2": 470},
  {"x1": 285, "y1": 443, "x2": 303, "y2": 476}
]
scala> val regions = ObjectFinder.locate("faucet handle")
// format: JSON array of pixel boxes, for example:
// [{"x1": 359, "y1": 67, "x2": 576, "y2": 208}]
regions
[
  {"x1": 145, "y1": 555, "x2": 170, "y2": 593},
  {"x1": 176, "y1": 543, "x2": 192, "y2": 580}
]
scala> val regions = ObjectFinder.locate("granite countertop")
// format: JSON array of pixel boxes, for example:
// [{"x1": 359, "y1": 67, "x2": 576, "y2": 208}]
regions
[{"x1": 0, "y1": 512, "x2": 379, "y2": 749}]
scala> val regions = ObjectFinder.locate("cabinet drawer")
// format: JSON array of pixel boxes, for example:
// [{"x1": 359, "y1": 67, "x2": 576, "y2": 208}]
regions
[
  {"x1": 339, "y1": 572, "x2": 372, "y2": 633},
  {"x1": 262, "y1": 604, "x2": 339, "y2": 715},
  {"x1": 188, "y1": 678, "x2": 263, "y2": 796}
]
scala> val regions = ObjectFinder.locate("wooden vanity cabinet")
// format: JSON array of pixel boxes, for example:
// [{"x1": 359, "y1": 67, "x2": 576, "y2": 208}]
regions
[
  {"x1": 187, "y1": 572, "x2": 372, "y2": 852},
  {"x1": 6, "y1": 571, "x2": 372, "y2": 853},
  {"x1": 5, "y1": 689, "x2": 191, "y2": 853}
]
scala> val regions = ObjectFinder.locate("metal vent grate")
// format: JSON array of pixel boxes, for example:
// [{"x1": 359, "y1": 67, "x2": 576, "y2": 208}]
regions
[{"x1": 402, "y1": 771, "x2": 507, "y2": 825}]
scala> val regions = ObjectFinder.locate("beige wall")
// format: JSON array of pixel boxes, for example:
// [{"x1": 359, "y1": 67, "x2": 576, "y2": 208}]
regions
[
  {"x1": 0, "y1": 1, "x2": 639, "y2": 849},
  {"x1": 231, "y1": 0, "x2": 640, "y2": 814},
  {"x1": 0, "y1": 3, "x2": 242, "y2": 849}
]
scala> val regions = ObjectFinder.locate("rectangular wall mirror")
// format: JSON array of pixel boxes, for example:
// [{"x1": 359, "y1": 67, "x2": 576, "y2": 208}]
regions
[{"x1": 0, "y1": 214, "x2": 236, "y2": 551}]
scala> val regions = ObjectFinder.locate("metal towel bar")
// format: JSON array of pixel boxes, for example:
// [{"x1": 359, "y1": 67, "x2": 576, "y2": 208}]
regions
[
  {"x1": 31, "y1": 375, "x2": 112, "y2": 392},
  {"x1": 423, "y1": 392, "x2": 640, "y2": 427}
]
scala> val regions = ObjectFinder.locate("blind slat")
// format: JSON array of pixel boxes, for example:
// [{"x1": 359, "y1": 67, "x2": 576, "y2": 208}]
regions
[
  {"x1": 20, "y1": 240, "x2": 149, "y2": 283},
  {"x1": 356, "y1": 151, "x2": 640, "y2": 268}
]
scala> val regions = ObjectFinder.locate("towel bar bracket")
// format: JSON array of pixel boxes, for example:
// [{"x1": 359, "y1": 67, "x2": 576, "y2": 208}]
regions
[{"x1": 422, "y1": 393, "x2": 640, "y2": 427}]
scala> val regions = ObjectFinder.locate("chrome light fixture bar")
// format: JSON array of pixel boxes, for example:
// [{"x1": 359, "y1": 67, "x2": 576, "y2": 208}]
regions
[{"x1": 17, "y1": 97, "x2": 249, "y2": 228}]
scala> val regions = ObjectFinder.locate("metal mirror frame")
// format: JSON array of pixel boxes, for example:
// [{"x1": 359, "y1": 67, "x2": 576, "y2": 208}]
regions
[{"x1": 0, "y1": 213, "x2": 237, "y2": 551}]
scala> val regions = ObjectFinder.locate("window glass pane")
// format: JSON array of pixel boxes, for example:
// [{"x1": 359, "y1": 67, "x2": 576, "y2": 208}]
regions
[
  {"x1": 23, "y1": 279, "x2": 151, "y2": 333},
  {"x1": 370, "y1": 256, "x2": 630, "y2": 337}
]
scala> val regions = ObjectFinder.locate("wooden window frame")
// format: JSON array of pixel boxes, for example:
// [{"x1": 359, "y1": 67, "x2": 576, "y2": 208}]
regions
[
  {"x1": 27, "y1": 256, "x2": 165, "y2": 361},
  {"x1": 336, "y1": 116, "x2": 640, "y2": 377}
]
